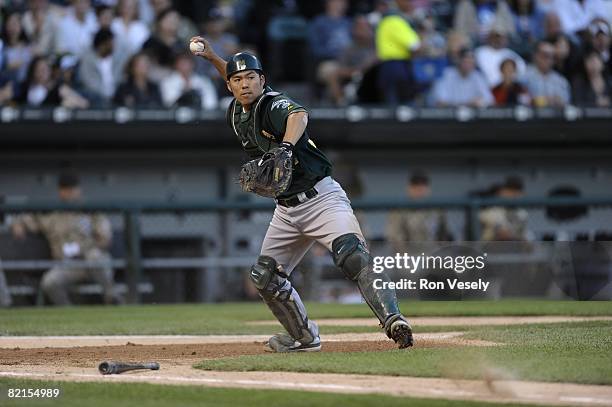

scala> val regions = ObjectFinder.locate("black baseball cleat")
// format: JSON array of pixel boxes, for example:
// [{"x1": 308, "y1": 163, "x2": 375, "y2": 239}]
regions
[
  {"x1": 390, "y1": 319, "x2": 414, "y2": 348},
  {"x1": 385, "y1": 314, "x2": 414, "y2": 349}
]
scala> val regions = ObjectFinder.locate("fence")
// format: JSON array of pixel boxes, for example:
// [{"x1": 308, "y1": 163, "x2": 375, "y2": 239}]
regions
[{"x1": 1, "y1": 195, "x2": 612, "y2": 303}]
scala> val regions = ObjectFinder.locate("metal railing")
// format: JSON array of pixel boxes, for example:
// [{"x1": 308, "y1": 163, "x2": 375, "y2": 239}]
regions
[{"x1": 2, "y1": 195, "x2": 612, "y2": 303}]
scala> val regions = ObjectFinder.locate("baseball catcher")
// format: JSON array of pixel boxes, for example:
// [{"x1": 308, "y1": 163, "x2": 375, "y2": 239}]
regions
[{"x1": 191, "y1": 37, "x2": 413, "y2": 352}]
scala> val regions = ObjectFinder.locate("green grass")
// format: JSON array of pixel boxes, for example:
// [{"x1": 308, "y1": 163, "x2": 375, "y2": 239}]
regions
[
  {"x1": 0, "y1": 379, "x2": 534, "y2": 407},
  {"x1": 195, "y1": 321, "x2": 612, "y2": 385},
  {"x1": 1, "y1": 300, "x2": 610, "y2": 336}
]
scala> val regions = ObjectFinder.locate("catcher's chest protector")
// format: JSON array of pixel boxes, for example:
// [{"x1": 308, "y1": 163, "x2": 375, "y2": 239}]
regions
[{"x1": 227, "y1": 91, "x2": 282, "y2": 157}]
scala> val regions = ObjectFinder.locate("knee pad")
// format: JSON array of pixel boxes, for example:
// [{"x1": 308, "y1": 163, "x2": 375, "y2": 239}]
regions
[
  {"x1": 249, "y1": 255, "x2": 288, "y2": 294},
  {"x1": 332, "y1": 234, "x2": 371, "y2": 281}
]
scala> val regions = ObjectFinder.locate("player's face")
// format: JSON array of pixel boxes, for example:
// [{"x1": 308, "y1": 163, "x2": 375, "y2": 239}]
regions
[
  {"x1": 58, "y1": 187, "x2": 82, "y2": 202},
  {"x1": 227, "y1": 70, "x2": 265, "y2": 107},
  {"x1": 408, "y1": 184, "x2": 430, "y2": 200}
]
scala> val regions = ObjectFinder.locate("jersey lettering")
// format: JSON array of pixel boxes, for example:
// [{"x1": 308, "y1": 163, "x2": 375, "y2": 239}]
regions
[{"x1": 271, "y1": 99, "x2": 291, "y2": 111}]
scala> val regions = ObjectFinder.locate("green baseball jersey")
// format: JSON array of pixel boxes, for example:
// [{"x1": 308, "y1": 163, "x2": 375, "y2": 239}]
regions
[{"x1": 227, "y1": 88, "x2": 332, "y2": 198}]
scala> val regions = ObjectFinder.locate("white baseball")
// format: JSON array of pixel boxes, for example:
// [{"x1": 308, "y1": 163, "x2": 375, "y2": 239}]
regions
[{"x1": 190, "y1": 41, "x2": 205, "y2": 53}]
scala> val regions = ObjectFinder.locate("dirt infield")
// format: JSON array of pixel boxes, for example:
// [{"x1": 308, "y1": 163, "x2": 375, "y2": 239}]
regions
[
  {"x1": 0, "y1": 332, "x2": 496, "y2": 349},
  {"x1": 0, "y1": 332, "x2": 498, "y2": 367},
  {"x1": 1, "y1": 333, "x2": 612, "y2": 406}
]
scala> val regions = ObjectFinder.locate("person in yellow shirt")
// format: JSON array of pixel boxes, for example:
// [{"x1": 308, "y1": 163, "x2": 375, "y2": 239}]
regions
[{"x1": 375, "y1": 0, "x2": 421, "y2": 104}]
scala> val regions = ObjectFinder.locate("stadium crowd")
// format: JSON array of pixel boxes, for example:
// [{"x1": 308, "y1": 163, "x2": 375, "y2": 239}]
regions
[{"x1": 0, "y1": 0, "x2": 611, "y2": 108}]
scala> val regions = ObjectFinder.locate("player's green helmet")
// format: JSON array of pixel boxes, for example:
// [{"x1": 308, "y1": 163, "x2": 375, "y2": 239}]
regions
[{"x1": 226, "y1": 52, "x2": 264, "y2": 79}]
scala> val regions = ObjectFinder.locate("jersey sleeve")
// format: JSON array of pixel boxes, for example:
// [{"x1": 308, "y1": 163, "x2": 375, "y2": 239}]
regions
[
  {"x1": 263, "y1": 94, "x2": 308, "y2": 136},
  {"x1": 385, "y1": 15, "x2": 420, "y2": 51}
]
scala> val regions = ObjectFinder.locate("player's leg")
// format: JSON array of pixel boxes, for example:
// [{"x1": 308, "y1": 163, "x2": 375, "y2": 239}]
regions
[
  {"x1": 253, "y1": 206, "x2": 320, "y2": 352},
  {"x1": 297, "y1": 177, "x2": 413, "y2": 348},
  {"x1": 85, "y1": 248, "x2": 117, "y2": 304},
  {"x1": 0, "y1": 268, "x2": 12, "y2": 307},
  {"x1": 40, "y1": 266, "x2": 87, "y2": 305}
]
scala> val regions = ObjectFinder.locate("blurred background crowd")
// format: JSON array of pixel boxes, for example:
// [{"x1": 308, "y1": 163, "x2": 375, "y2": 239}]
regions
[{"x1": 0, "y1": 0, "x2": 611, "y2": 109}]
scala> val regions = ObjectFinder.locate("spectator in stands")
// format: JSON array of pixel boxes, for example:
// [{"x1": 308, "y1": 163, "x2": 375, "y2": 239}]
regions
[
  {"x1": 21, "y1": 0, "x2": 62, "y2": 56},
  {"x1": 480, "y1": 176, "x2": 528, "y2": 241},
  {"x1": 507, "y1": 0, "x2": 545, "y2": 53},
  {"x1": 413, "y1": 10, "x2": 447, "y2": 58},
  {"x1": 114, "y1": 51, "x2": 162, "y2": 107},
  {"x1": 51, "y1": 53, "x2": 90, "y2": 108},
  {"x1": 453, "y1": 0, "x2": 515, "y2": 42},
  {"x1": 195, "y1": 7, "x2": 239, "y2": 91},
  {"x1": 386, "y1": 171, "x2": 452, "y2": 252},
  {"x1": 309, "y1": 0, "x2": 352, "y2": 90},
  {"x1": 541, "y1": 11, "x2": 563, "y2": 40},
  {"x1": 549, "y1": 33, "x2": 580, "y2": 80},
  {"x1": 1, "y1": 10, "x2": 33, "y2": 83},
  {"x1": 523, "y1": 40, "x2": 571, "y2": 106},
  {"x1": 587, "y1": 19, "x2": 611, "y2": 75},
  {"x1": 141, "y1": 7, "x2": 184, "y2": 81},
  {"x1": 16, "y1": 55, "x2": 54, "y2": 106},
  {"x1": 309, "y1": 0, "x2": 351, "y2": 59},
  {"x1": 95, "y1": 4, "x2": 114, "y2": 30},
  {"x1": 0, "y1": 79, "x2": 14, "y2": 106},
  {"x1": 431, "y1": 47, "x2": 494, "y2": 107},
  {"x1": 492, "y1": 58, "x2": 531, "y2": 105},
  {"x1": 446, "y1": 30, "x2": 472, "y2": 65},
  {"x1": 111, "y1": 0, "x2": 150, "y2": 55},
  {"x1": 572, "y1": 48, "x2": 611, "y2": 106},
  {"x1": 318, "y1": 15, "x2": 377, "y2": 106},
  {"x1": 552, "y1": 0, "x2": 608, "y2": 37},
  {"x1": 78, "y1": 28, "x2": 129, "y2": 106},
  {"x1": 366, "y1": 0, "x2": 393, "y2": 26},
  {"x1": 145, "y1": 0, "x2": 197, "y2": 43},
  {"x1": 160, "y1": 52, "x2": 217, "y2": 109},
  {"x1": 199, "y1": 7, "x2": 238, "y2": 62},
  {"x1": 10, "y1": 172, "x2": 118, "y2": 305},
  {"x1": 475, "y1": 26, "x2": 526, "y2": 86},
  {"x1": 375, "y1": 0, "x2": 421, "y2": 104},
  {"x1": 53, "y1": 0, "x2": 98, "y2": 56}
]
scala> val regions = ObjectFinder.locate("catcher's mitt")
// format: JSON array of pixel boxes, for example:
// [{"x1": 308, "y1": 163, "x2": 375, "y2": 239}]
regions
[{"x1": 239, "y1": 146, "x2": 293, "y2": 198}]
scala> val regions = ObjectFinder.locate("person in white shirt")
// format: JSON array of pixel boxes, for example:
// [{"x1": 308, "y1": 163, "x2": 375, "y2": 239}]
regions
[
  {"x1": 475, "y1": 27, "x2": 526, "y2": 87},
  {"x1": 21, "y1": 0, "x2": 63, "y2": 56},
  {"x1": 78, "y1": 28, "x2": 129, "y2": 104},
  {"x1": 553, "y1": 0, "x2": 608, "y2": 35},
  {"x1": 54, "y1": 0, "x2": 99, "y2": 56},
  {"x1": 111, "y1": 0, "x2": 150, "y2": 55},
  {"x1": 160, "y1": 52, "x2": 217, "y2": 110}
]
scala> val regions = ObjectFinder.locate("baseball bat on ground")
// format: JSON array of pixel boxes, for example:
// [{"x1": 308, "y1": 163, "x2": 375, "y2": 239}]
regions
[{"x1": 98, "y1": 361, "x2": 160, "y2": 375}]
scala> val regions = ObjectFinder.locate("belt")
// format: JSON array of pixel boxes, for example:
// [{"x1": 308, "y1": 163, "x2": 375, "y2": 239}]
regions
[{"x1": 275, "y1": 188, "x2": 318, "y2": 207}]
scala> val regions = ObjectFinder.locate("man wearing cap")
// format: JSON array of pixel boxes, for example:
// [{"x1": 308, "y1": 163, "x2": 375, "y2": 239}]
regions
[
  {"x1": 11, "y1": 172, "x2": 117, "y2": 305},
  {"x1": 190, "y1": 36, "x2": 414, "y2": 352}
]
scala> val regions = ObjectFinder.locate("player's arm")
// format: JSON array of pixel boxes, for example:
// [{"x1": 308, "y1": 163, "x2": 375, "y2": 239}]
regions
[
  {"x1": 282, "y1": 112, "x2": 308, "y2": 146},
  {"x1": 189, "y1": 36, "x2": 227, "y2": 79}
]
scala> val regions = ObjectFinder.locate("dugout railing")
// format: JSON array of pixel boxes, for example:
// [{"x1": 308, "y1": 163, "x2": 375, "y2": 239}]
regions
[{"x1": 1, "y1": 196, "x2": 612, "y2": 304}]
